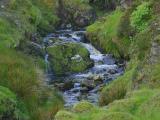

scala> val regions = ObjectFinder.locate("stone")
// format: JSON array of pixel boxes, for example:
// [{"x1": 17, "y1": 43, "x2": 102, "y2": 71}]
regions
[
  {"x1": 71, "y1": 54, "x2": 83, "y2": 62},
  {"x1": 47, "y1": 42, "x2": 93, "y2": 76},
  {"x1": 73, "y1": 101, "x2": 94, "y2": 113},
  {"x1": 82, "y1": 79, "x2": 95, "y2": 89}
]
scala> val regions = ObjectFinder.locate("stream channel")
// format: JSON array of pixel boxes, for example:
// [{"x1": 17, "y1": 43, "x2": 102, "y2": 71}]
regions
[{"x1": 43, "y1": 28, "x2": 125, "y2": 108}]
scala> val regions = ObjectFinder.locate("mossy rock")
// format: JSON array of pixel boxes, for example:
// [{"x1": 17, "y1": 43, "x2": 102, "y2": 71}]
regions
[
  {"x1": 73, "y1": 101, "x2": 94, "y2": 113},
  {"x1": 108, "y1": 89, "x2": 159, "y2": 114},
  {"x1": 94, "y1": 112, "x2": 136, "y2": 120},
  {"x1": 47, "y1": 42, "x2": 93, "y2": 76},
  {"x1": 55, "y1": 110, "x2": 77, "y2": 120}
]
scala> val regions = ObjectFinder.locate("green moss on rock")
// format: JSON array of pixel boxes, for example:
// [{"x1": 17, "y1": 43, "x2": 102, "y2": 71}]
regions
[
  {"x1": 94, "y1": 112, "x2": 136, "y2": 120},
  {"x1": 108, "y1": 89, "x2": 159, "y2": 115},
  {"x1": 73, "y1": 101, "x2": 94, "y2": 113},
  {"x1": 55, "y1": 111, "x2": 77, "y2": 120},
  {"x1": 47, "y1": 42, "x2": 93, "y2": 76}
]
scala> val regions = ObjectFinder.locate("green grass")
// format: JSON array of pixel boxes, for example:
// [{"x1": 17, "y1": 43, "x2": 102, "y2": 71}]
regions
[
  {"x1": 0, "y1": 0, "x2": 63, "y2": 119},
  {"x1": 99, "y1": 67, "x2": 136, "y2": 106},
  {"x1": 0, "y1": 45, "x2": 64, "y2": 120},
  {"x1": 0, "y1": 17, "x2": 22, "y2": 47},
  {"x1": 87, "y1": 9, "x2": 124, "y2": 58}
]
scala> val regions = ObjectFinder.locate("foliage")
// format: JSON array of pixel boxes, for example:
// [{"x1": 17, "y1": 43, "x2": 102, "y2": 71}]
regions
[
  {"x1": 130, "y1": 2, "x2": 151, "y2": 31},
  {"x1": 0, "y1": 45, "x2": 64, "y2": 119},
  {"x1": 0, "y1": 86, "x2": 28, "y2": 120},
  {"x1": 87, "y1": 9, "x2": 124, "y2": 58}
]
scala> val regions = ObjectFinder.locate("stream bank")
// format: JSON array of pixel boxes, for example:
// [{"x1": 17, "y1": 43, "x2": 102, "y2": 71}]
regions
[{"x1": 43, "y1": 27, "x2": 125, "y2": 108}]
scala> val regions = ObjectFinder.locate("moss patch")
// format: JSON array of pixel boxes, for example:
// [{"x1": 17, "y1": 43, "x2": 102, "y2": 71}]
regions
[
  {"x1": 47, "y1": 42, "x2": 93, "y2": 76},
  {"x1": 73, "y1": 101, "x2": 94, "y2": 113},
  {"x1": 55, "y1": 111, "x2": 77, "y2": 120}
]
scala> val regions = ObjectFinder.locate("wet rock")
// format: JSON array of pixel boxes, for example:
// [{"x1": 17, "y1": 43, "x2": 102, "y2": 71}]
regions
[
  {"x1": 92, "y1": 75, "x2": 103, "y2": 82},
  {"x1": 80, "y1": 87, "x2": 89, "y2": 93},
  {"x1": 82, "y1": 79, "x2": 95, "y2": 90},
  {"x1": 108, "y1": 69, "x2": 118, "y2": 74},
  {"x1": 55, "y1": 81, "x2": 73, "y2": 91},
  {"x1": 70, "y1": 88, "x2": 81, "y2": 93}
]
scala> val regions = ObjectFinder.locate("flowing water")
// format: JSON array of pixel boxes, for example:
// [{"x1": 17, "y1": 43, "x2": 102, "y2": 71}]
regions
[{"x1": 43, "y1": 28, "x2": 124, "y2": 108}]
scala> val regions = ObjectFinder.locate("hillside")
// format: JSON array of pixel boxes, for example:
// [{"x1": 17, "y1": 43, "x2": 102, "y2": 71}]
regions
[{"x1": 0, "y1": 0, "x2": 160, "y2": 120}]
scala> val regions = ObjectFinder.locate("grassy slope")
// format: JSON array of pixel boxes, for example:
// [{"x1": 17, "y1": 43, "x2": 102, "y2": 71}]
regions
[
  {"x1": 0, "y1": 0, "x2": 64, "y2": 120},
  {"x1": 87, "y1": 9, "x2": 129, "y2": 58}
]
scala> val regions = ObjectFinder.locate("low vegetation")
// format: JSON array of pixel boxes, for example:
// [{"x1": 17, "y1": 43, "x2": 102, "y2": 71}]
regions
[
  {"x1": 0, "y1": 0, "x2": 160, "y2": 120},
  {"x1": 0, "y1": 0, "x2": 63, "y2": 120}
]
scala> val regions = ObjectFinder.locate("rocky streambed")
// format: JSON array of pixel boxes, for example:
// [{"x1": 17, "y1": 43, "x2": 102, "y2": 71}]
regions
[{"x1": 43, "y1": 28, "x2": 125, "y2": 108}]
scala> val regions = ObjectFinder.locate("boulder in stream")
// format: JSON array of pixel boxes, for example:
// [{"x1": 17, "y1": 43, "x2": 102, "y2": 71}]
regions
[{"x1": 47, "y1": 42, "x2": 93, "y2": 76}]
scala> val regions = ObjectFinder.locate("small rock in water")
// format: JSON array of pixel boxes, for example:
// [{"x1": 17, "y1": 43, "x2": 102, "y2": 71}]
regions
[
  {"x1": 80, "y1": 87, "x2": 89, "y2": 93},
  {"x1": 66, "y1": 24, "x2": 72, "y2": 28},
  {"x1": 1, "y1": 5, "x2": 5, "y2": 8},
  {"x1": 92, "y1": 75, "x2": 103, "y2": 85},
  {"x1": 108, "y1": 69, "x2": 117, "y2": 74},
  {"x1": 74, "y1": 83, "x2": 81, "y2": 88}
]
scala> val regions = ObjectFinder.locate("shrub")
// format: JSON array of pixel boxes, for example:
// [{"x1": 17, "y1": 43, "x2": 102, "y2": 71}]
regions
[
  {"x1": 0, "y1": 86, "x2": 28, "y2": 120},
  {"x1": 130, "y1": 2, "x2": 151, "y2": 31}
]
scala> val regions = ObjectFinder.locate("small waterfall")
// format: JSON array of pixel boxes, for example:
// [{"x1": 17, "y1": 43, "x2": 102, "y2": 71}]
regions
[
  {"x1": 44, "y1": 53, "x2": 50, "y2": 73},
  {"x1": 43, "y1": 36, "x2": 54, "y2": 81}
]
